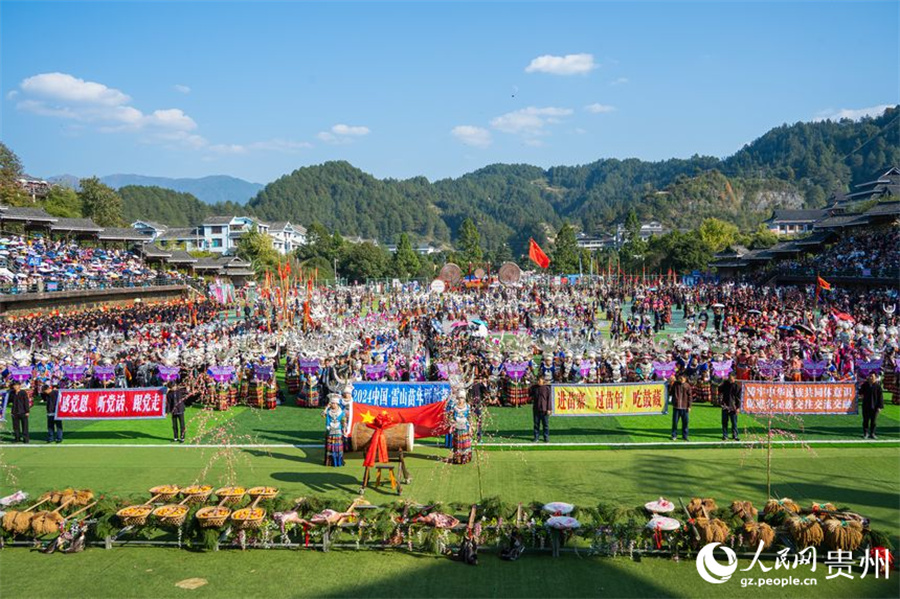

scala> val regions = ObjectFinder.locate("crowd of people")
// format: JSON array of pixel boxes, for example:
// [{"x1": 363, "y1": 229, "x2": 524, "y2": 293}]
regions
[
  {"x1": 779, "y1": 229, "x2": 900, "y2": 278},
  {"x1": 0, "y1": 234, "x2": 179, "y2": 293},
  {"x1": 0, "y1": 274, "x2": 896, "y2": 457}
]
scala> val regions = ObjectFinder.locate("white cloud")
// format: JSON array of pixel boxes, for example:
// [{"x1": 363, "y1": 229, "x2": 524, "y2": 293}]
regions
[
  {"x1": 609, "y1": 77, "x2": 629, "y2": 86},
  {"x1": 173, "y1": 84, "x2": 191, "y2": 94},
  {"x1": 331, "y1": 123, "x2": 370, "y2": 136},
  {"x1": 21, "y1": 72, "x2": 130, "y2": 105},
  {"x1": 317, "y1": 123, "x2": 371, "y2": 144},
  {"x1": 145, "y1": 108, "x2": 197, "y2": 131},
  {"x1": 6, "y1": 90, "x2": 19, "y2": 100},
  {"x1": 490, "y1": 106, "x2": 573, "y2": 136},
  {"x1": 525, "y1": 53, "x2": 596, "y2": 76},
  {"x1": 585, "y1": 103, "x2": 616, "y2": 114},
  {"x1": 451, "y1": 125, "x2": 492, "y2": 148},
  {"x1": 813, "y1": 104, "x2": 893, "y2": 122},
  {"x1": 14, "y1": 71, "x2": 311, "y2": 156}
]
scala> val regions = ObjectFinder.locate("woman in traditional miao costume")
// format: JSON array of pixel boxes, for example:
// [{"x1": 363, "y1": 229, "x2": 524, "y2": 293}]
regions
[
  {"x1": 504, "y1": 362, "x2": 530, "y2": 407},
  {"x1": 297, "y1": 371, "x2": 320, "y2": 407},
  {"x1": 449, "y1": 389, "x2": 472, "y2": 465},
  {"x1": 323, "y1": 394, "x2": 346, "y2": 467},
  {"x1": 692, "y1": 354, "x2": 712, "y2": 404},
  {"x1": 285, "y1": 356, "x2": 300, "y2": 395}
]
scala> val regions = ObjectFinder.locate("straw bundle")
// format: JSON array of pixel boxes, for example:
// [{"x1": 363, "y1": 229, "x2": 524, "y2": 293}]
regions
[
  {"x1": 811, "y1": 502, "x2": 837, "y2": 513},
  {"x1": 823, "y1": 520, "x2": 864, "y2": 552},
  {"x1": 30, "y1": 511, "x2": 64, "y2": 535},
  {"x1": 731, "y1": 501, "x2": 758, "y2": 521},
  {"x1": 695, "y1": 517, "x2": 730, "y2": 544},
  {"x1": 41, "y1": 489, "x2": 93, "y2": 506},
  {"x1": 763, "y1": 498, "x2": 800, "y2": 517},
  {"x1": 742, "y1": 521, "x2": 776, "y2": 549},
  {"x1": 5, "y1": 511, "x2": 35, "y2": 534},
  {"x1": 786, "y1": 515, "x2": 824, "y2": 548},
  {"x1": 687, "y1": 498, "x2": 718, "y2": 518},
  {"x1": 2, "y1": 498, "x2": 51, "y2": 534}
]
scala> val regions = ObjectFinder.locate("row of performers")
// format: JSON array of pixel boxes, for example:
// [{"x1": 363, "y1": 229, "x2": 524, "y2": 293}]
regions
[{"x1": 285, "y1": 355, "x2": 900, "y2": 410}]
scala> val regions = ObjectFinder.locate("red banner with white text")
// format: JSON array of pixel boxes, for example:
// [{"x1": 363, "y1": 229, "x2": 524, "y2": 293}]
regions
[{"x1": 56, "y1": 387, "x2": 167, "y2": 420}]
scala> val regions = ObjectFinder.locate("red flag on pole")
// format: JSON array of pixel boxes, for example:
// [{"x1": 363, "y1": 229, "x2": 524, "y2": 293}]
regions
[
  {"x1": 817, "y1": 276, "x2": 831, "y2": 291},
  {"x1": 528, "y1": 238, "x2": 550, "y2": 269}
]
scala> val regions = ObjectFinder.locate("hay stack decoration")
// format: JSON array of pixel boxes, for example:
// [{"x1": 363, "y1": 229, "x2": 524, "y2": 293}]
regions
[
  {"x1": 730, "y1": 501, "x2": 758, "y2": 521},
  {"x1": 823, "y1": 520, "x2": 864, "y2": 552},
  {"x1": 786, "y1": 515, "x2": 824, "y2": 549},
  {"x1": 1, "y1": 497, "x2": 51, "y2": 535},
  {"x1": 30, "y1": 498, "x2": 75, "y2": 536},
  {"x1": 687, "y1": 498, "x2": 718, "y2": 518},
  {"x1": 763, "y1": 498, "x2": 800, "y2": 517},
  {"x1": 694, "y1": 517, "x2": 730, "y2": 544},
  {"x1": 742, "y1": 521, "x2": 776, "y2": 549}
]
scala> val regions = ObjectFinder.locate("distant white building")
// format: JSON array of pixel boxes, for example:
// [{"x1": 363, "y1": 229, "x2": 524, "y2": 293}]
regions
[
  {"x1": 267, "y1": 221, "x2": 308, "y2": 254},
  {"x1": 131, "y1": 216, "x2": 306, "y2": 255},
  {"x1": 576, "y1": 232, "x2": 616, "y2": 251},
  {"x1": 385, "y1": 242, "x2": 440, "y2": 255}
]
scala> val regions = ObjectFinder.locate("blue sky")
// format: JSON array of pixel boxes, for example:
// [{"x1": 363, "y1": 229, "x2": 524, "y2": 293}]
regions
[{"x1": 1, "y1": 0, "x2": 898, "y2": 184}]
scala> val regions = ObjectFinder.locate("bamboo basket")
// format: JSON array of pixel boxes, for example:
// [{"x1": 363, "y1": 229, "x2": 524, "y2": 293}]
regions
[
  {"x1": 149, "y1": 485, "x2": 181, "y2": 502},
  {"x1": 215, "y1": 486, "x2": 246, "y2": 505},
  {"x1": 117, "y1": 493, "x2": 163, "y2": 526},
  {"x1": 231, "y1": 496, "x2": 266, "y2": 530},
  {"x1": 152, "y1": 497, "x2": 192, "y2": 528},
  {"x1": 247, "y1": 486, "x2": 279, "y2": 501},
  {"x1": 180, "y1": 485, "x2": 213, "y2": 505},
  {"x1": 196, "y1": 499, "x2": 232, "y2": 528}
]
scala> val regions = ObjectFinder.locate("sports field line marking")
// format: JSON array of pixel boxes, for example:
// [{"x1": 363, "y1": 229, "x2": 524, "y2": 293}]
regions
[{"x1": 1, "y1": 439, "x2": 896, "y2": 449}]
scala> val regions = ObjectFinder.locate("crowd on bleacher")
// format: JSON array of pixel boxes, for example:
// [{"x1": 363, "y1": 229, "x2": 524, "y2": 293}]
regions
[
  {"x1": 0, "y1": 235, "x2": 177, "y2": 293},
  {"x1": 780, "y1": 229, "x2": 900, "y2": 278}
]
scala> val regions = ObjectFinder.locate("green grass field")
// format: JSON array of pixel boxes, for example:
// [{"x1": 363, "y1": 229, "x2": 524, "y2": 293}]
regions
[
  {"x1": 1, "y1": 443, "x2": 899, "y2": 598},
  {"x1": 6, "y1": 399, "x2": 899, "y2": 447}
]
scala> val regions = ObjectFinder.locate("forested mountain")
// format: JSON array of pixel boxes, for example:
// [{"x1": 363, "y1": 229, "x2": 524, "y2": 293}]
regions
[
  {"x1": 119, "y1": 186, "x2": 245, "y2": 227},
  {"x1": 238, "y1": 107, "x2": 897, "y2": 252},
  {"x1": 248, "y1": 161, "x2": 451, "y2": 243},
  {"x1": 94, "y1": 107, "x2": 900, "y2": 253}
]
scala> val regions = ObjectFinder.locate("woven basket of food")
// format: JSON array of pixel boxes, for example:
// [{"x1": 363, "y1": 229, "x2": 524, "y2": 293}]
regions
[
  {"x1": 215, "y1": 486, "x2": 246, "y2": 505},
  {"x1": 180, "y1": 485, "x2": 213, "y2": 505},
  {"x1": 152, "y1": 500, "x2": 191, "y2": 528},
  {"x1": 196, "y1": 505, "x2": 232, "y2": 528},
  {"x1": 231, "y1": 506, "x2": 266, "y2": 530},
  {"x1": 117, "y1": 504, "x2": 154, "y2": 527},
  {"x1": 247, "y1": 486, "x2": 278, "y2": 500},
  {"x1": 149, "y1": 485, "x2": 181, "y2": 502}
]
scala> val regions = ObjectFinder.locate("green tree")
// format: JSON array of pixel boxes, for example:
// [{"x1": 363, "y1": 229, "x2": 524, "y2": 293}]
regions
[
  {"x1": 42, "y1": 186, "x2": 83, "y2": 218},
  {"x1": 697, "y1": 217, "x2": 739, "y2": 253},
  {"x1": 340, "y1": 241, "x2": 390, "y2": 282},
  {"x1": 747, "y1": 225, "x2": 779, "y2": 250},
  {"x1": 391, "y1": 233, "x2": 420, "y2": 278},
  {"x1": 0, "y1": 142, "x2": 28, "y2": 206},
  {"x1": 624, "y1": 209, "x2": 641, "y2": 241},
  {"x1": 551, "y1": 223, "x2": 579, "y2": 274},
  {"x1": 237, "y1": 224, "x2": 281, "y2": 275},
  {"x1": 457, "y1": 217, "x2": 483, "y2": 265},
  {"x1": 78, "y1": 177, "x2": 125, "y2": 226}
]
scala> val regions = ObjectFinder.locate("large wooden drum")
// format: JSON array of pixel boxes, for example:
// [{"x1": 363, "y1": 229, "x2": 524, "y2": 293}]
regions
[{"x1": 350, "y1": 422, "x2": 414, "y2": 452}]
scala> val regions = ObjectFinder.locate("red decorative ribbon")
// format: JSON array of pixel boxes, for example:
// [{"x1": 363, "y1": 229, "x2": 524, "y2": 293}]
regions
[
  {"x1": 363, "y1": 412, "x2": 395, "y2": 467},
  {"x1": 303, "y1": 522, "x2": 310, "y2": 548},
  {"x1": 654, "y1": 523, "x2": 662, "y2": 549}
]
